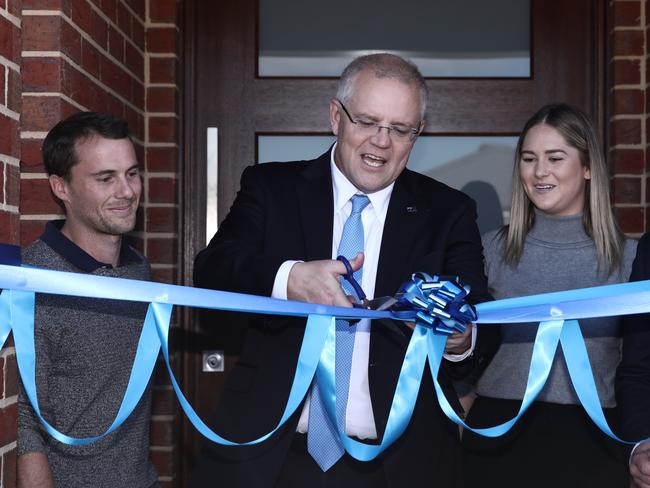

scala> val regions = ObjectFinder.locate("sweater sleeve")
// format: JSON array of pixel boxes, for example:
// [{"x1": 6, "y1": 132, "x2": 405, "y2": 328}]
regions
[{"x1": 17, "y1": 381, "x2": 47, "y2": 455}]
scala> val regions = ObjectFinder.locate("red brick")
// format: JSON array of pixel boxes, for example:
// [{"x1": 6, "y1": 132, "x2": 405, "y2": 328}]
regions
[
  {"x1": 612, "y1": 89, "x2": 644, "y2": 114},
  {"x1": 610, "y1": 118, "x2": 642, "y2": 145},
  {"x1": 0, "y1": 116, "x2": 19, "y2": 157},
  {"x1": 0, "y1": 18, "x2": 19, "y2": 61},
  {"x1": 62, "y1": 67, "x2": 102, "y2": 112},
  {"x1": 20, "y1": 178, "x2": 62, "y2": 214},
  {"x1": 100, "y1": 59, "x2": 132, "y2": 103},
  {"x1": 151, "y1": 266, "x2": 176, "y2": 284},
  {"x1": 149, "y1": 117, "x2": 176, "y2": 143},
  {"x1": 613, "y1": 1, "x2": 641, "y2": 26},
  {"x1": 150, "y1": 418, "x2": 173, "y2": 446},
  {"x1": 105, "y1": 92, "x2": 124, "y2": 119},
  {"x1": 4, "y1": 355, "x2": 17, "y2": 397},
  {"x1": 125, "y1": 0, "x2": 146, "y2": 20},
  {"x1": 22, "y1": 57, "x2": 62, "y2": 92},
  {"x1": 20, "y1": 220, "x2": 47, "y2": 247},
  {"x1": 108, "y1": 25, "x2": 124, "y2": 61},
  {"x1": 150, "y1": 0, "x2": 177, "y2": 23},
  {"x1": 5, "y1": 164, "x2": 19, "y2": 207},
  {"x1": 149, "y1": 177, "x2": 177, "y2": 204},
  {"x1": 99, "y1": 0, "x2": 117, "y2": 19},
  {"x1": 7, "y1": 69, "x2": 20, "y2": 114},
  {"x1": 125, "y1": 42, "x2": 144, "y2": 81},
  {"x1": 81, "y1": 39, "x2": 101, "y2": 76},
  {"x1": 22, "y1": 15, "x2": 61, "y2": 51},
  {"x1": 616, "y1": 206, "x2": 644, "y2": 233},
  {"x1": 150, "y1": 449, "x2": 174, "y2": 477},
  {"x1": 146, "y1": 206, "x2": 176, "y2": 233},
  {"x1": 611, "y1": 148, "x2": 644, "y2": 173},
  {"x1": 611, "y1": 59, "x2": 641, "y2": 85},
  {"x1": 0, "y1": 67, "x2": 4, "y2": 106},
  {"x1": 23, "y1": 0, "x2": 65, "y2": 7},
  {"x1": 147, "y1": 86, "x2": 176, "y2": 113},
  {"x1": 0, "y1": 165, "x2": 4, "y2": 203},
  {"x1": 0, "y1": 212, "x2": 20, "y2": 244},
  {"x1": 146, "y1": 237, "x2": 177, "y2": 265},
  {"x1": 132, "y1": 16, "x2": 145, "y2": 50},
  {"x1": 146, "y1": 146, "x2": 178, "y2": 172},
  {"x1": 134, "y1": 143, "x2": 145, "y2": 167},
  {"x1": 2, "y1": 447, "x2": 16, "y2": 488},
  {"x1": 60, "y1": 18, "x2": 83, "y2": 64},
  {"x1": 0, "y1": 357, "x2": 4, "y2": 398},
  {"x1": 22, "y1": 96, "x2": 68, "y2": 132},
  {"x1": 7, "y1": 0, "x2": 23, "y2": 16},
  {"x1": 124, "y1": 105, "x2": 144, "y2": 141},
  {"x1": 117, "y1": 1, "x2": 131, "y2": 35},
  {"x1": 132, "y1": 78, "x2": 145, "y2": 110},
  {"x1": 146, "y1": 27, "x2": 177, "y2": 53},
  {"x1": 613, "y1": 30, "x2": 644, "y2": 56},
  {"x1": 0, "y1": 403, "x2": 17, "y2": 446},
  {"x1": 91, "y1": 8, "x2": 109, "y2": 50},
  {"x1": 20, "y1": 139, "x2": 45, "y2": 174},
  {"x1": 613, "y1": 176, "x2": 641, "y2": 204},
  {"x1": 150, "y1": 57, "x2": 177, "y2": 84},
  {"x1": 70, "y1": 0, "x2": 93, "y2": 34}
]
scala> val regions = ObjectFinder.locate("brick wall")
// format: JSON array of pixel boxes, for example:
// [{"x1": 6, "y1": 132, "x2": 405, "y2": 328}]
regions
[
  {"x1": 144, "y1": 3, "x2": 179, "y2": 486},
  {"x1": 609, "y1": 0, "x2": 647, "y2": 233},
  {"x1": 0, "y1": 1, "x2": 181, "y2": 487},
  {"x1": 0, "y1": 0, "x2": 646, "y2": 486},
  {"x1": 0, "y1": 1, "x2": 21, "y2": 486}
]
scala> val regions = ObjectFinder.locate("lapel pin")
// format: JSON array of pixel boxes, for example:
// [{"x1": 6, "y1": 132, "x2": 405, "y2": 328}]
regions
[{"x1": 406, "y1": 206, "x2": 418, "y2": 213}]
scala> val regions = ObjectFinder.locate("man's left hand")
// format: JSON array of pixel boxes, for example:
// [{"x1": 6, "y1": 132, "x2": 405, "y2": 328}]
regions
[
  {"x1": 631, "y1": 441, "x2": 650, "y2": 487},
  {"x1": 444, "y1": 324, "x2": 473, "y2": 355}
]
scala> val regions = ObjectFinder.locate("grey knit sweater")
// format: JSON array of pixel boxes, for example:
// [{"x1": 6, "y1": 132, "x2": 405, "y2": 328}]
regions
[
  {"x1": 476, "y1": 211, "x2": 637, "y2": 407},
  {"x1": 17, "y1": 229, "x2": 159, "y2": 487}
]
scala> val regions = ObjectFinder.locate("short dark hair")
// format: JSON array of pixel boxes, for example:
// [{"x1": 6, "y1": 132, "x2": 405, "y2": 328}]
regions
[{"x1": 42, "y1": 111, "x2": 132, "y2": 179}]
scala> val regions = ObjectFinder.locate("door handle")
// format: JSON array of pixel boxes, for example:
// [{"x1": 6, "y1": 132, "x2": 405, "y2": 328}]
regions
[{"x1": 206, "y1": 127, "x2": 218, "y2": 245}]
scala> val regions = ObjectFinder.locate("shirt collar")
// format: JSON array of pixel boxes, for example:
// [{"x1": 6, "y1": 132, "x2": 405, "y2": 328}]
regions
[
  {"x1": 40, "y1": 220, "x2": 142, "y2": 272},
  {"x1": 329, "y1": 143, "x2": 394, "y2": 219}
]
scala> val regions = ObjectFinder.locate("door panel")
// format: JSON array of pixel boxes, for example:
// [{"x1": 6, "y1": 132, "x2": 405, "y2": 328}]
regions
[{"x1": 180, "y1": 0, "x2": 605, "y2": 483}]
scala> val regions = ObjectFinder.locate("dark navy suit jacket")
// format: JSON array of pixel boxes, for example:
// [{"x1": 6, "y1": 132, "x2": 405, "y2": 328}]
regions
[{"x1": 192, "y1": 151, "x2": 499, "y2": 487}]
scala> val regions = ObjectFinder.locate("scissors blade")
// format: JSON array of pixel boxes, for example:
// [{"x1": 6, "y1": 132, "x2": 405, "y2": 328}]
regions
[{"x1": 362, "y1": 296, "x2": 398, "y2": 311}]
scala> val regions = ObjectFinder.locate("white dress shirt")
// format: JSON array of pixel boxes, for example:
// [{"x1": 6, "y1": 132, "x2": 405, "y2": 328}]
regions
[{"x1": 271, "y1": 145, "x2": 475, "y2": 439}]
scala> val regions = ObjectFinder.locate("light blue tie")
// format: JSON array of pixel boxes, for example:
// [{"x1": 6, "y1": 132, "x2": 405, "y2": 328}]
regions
[{"x1": 307, "y1": 194, "x2": 370, "y2": 471}]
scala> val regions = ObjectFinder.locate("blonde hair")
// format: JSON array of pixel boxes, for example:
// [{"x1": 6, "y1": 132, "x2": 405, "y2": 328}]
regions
[{"x1": 503, "y1": 103, "x2": 624, "y2": 274}]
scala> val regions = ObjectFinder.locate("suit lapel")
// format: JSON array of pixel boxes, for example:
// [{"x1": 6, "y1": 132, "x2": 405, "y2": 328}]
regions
[
  {"x1": 371, "y1": 170, "x2": 429, "y2": 439},
  {"x1": 295, "y1": 152, "x2": 334, "y2": 261}
]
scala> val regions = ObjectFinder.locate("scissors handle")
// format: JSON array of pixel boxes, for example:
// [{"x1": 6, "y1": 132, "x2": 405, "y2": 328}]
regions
[{"x1": 336, "y1": 255, "x2": 366, "y2": 302}]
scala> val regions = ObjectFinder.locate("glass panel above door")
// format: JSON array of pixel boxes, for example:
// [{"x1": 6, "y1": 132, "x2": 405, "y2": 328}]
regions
[
  {"x1": 257, "y1": 135, "x2": 518, "y2": 234},
  {"x1": 258, "y1": 0, "x2": 530, "y2": 78}
]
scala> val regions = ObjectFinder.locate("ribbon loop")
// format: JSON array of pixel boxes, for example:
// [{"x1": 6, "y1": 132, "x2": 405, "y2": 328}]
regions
[{"x1": 392, "y1": 273, "x2": 477, "y2": 335}]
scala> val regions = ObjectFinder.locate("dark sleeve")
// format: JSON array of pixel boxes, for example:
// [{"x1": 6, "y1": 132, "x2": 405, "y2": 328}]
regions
[
  {"x1": 442, "y1": 198, "x2": 500, "y2": 375},
  {"x1": 194, "y1": 165, "x2": 287, "y2": 296},
  {"x1": 616, "y1": 232, "x2": 650, "y2": 440}
]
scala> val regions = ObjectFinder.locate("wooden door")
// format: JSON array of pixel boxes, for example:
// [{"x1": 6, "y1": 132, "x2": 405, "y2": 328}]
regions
[{"x1": 178, "y1": 0, "x2": 605, "y2": 483}]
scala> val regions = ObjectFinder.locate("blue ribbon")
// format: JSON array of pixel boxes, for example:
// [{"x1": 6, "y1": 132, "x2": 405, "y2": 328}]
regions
[{"x1": 0, "y1": 262, "x2": 646, "y2": 458}]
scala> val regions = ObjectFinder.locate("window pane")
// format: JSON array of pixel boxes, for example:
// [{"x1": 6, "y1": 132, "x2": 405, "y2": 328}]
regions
[
  {"x1": 257, "y1": 135, "x2": 517, "y2": 234},
  {"x1": 259, "y1": 0, "x2": 530, "y2": 78}
]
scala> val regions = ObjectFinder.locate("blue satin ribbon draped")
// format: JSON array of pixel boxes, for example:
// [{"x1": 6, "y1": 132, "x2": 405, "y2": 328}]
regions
[{"x1": 0, "y1": 263, "x2": 646, "y2": 459}]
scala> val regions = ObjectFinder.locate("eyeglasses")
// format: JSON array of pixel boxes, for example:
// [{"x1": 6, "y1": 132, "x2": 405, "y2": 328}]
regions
[{"x1": 336, "y1": 99, "x2": 420, "y2": 142}]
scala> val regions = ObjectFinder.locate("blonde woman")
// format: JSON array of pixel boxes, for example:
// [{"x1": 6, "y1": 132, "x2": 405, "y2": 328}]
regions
[{"x1": 462, "y1": 104, "x2": 636, "y2": 487}]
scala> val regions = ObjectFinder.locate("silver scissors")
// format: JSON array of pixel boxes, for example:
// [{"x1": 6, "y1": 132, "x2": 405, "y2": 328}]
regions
[{"x1": 337, "y1": 255, "x2": 404, "y2": 335}]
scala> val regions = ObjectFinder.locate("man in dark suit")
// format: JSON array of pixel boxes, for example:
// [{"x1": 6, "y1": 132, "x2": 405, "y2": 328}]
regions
[
  {"x1": 617, "y1": 233, "x2": 650, "y2": 488},
  {"x1": 191, "y1": 53, "x2": 499, "y2": 487}
]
